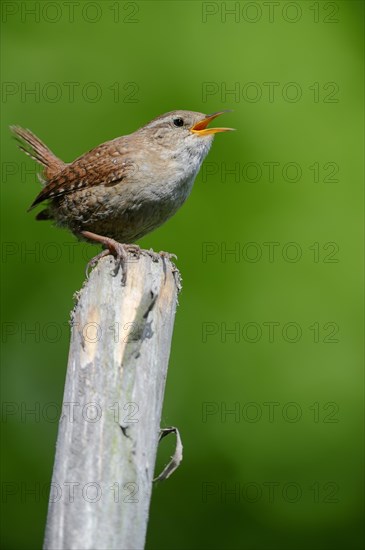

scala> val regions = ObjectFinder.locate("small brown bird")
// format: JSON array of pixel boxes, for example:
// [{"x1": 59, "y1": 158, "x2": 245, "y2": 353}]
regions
[{"x1": 11, "y1": 110, "x2": 233, "y2": 282}]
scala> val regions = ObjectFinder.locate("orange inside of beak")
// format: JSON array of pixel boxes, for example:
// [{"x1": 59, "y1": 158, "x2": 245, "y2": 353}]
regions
[{"x1": 190, "y1": 111, "x2": 234, "y2": 136}]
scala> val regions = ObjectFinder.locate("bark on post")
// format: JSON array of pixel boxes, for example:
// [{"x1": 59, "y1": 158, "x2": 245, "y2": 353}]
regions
[{"x1": 43, "y1": 254, "x2": 181, "y2": 550}]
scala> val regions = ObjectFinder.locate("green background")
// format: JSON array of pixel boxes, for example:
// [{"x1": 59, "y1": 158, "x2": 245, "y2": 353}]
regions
[{"x1": 1, "y1": 1, "x2": 364, "y2": 549}]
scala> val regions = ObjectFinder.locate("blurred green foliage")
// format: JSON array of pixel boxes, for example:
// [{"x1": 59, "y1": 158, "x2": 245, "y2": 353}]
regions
[{"x1": 1, "y1": 1, "x2": 364, "y2": 549}]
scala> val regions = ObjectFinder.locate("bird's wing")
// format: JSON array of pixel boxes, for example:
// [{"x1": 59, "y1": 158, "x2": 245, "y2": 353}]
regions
[{"x1": 29, "y1": 138, "x2": 134, "y2": 209}]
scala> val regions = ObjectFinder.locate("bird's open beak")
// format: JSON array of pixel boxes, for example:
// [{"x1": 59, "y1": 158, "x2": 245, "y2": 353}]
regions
[{"x1": 190, "y1": 111, "x2": 234, "y2": 136}]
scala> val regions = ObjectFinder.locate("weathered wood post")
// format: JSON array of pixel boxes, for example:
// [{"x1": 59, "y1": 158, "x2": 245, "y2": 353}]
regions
[{"x1": 43, "y1": 254, "x2": 181, "y2": 550}]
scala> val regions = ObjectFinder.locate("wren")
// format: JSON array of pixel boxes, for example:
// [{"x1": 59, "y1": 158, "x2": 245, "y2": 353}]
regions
[{"x1": 11, "y1": 110, "x2": 233, "y2": 283}]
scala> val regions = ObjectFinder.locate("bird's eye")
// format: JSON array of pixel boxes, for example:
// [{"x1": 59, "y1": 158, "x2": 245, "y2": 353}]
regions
[{"x1": 173, "y1": 118, "x2": 184, "y2": 127}]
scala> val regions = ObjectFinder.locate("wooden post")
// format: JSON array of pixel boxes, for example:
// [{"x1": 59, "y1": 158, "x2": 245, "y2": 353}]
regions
[{"x1": 43, "y1": 254, "x2": 181, "y2": 550}]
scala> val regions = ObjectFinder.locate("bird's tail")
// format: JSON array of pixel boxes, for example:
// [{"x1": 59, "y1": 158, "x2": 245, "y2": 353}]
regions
[{"x1": 10, "y1": 126, "x2": 66, "y2": 182}]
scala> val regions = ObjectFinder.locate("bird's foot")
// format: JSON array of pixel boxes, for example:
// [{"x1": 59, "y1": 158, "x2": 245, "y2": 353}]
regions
[
  {"x1": 140, "y1": 249, "x2": 178, "y2": 284},
  {"x1": 81, "y1": 231, "x2": 177, "y2": 285},
  {"x1": 142, "y1": 248, "x2": 177, "y2": 263},
  {"x1": 85, "y1": 249, "x2": 111, "y2": 279},
  {"x1": 82, "y1": 231, "x2": 141, "y2": 285}
]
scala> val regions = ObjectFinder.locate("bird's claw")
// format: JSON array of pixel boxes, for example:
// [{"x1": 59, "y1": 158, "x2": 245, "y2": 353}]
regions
[
  {"x1": 85, "y1": 249, "x2": 110, "y2": 279},
  {"x1": 141, "y1": 249, "x2": 177, "y2": 263},
  {"x1": 84, "y1": 238, "x2": 177, "y2": 286},
  {"x1": 85, "y1": 242, "x2": 140, "y2": 285}
]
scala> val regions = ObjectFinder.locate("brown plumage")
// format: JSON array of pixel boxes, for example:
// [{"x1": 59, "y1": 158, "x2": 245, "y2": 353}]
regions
[
  {"x1": 11, "y1": 111, "x2": 233, "y2": 282},
  {"x1": 10, "y1": 126, "x2": 65, "y2": 180},
  {"x1": 9, "y1": 132, "x2": 133, "y2": 209}
]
